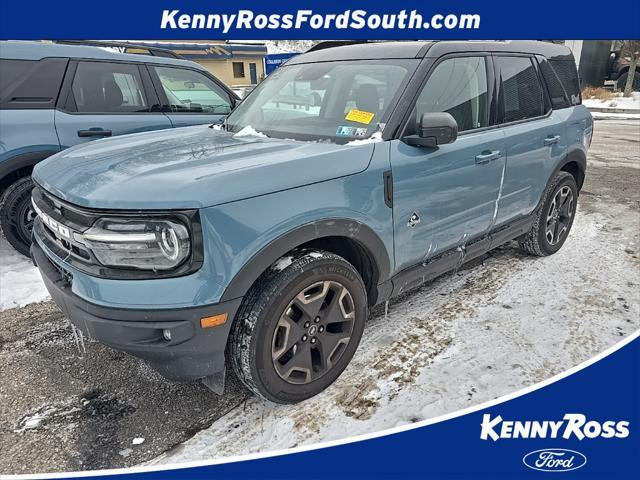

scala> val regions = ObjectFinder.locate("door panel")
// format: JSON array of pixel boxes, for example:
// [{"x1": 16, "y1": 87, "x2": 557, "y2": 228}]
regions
[
  {"x1": 391, "y1": 129, "x2": 506, "y2": 272},
  {"x1": 54, "y1": 111, "x2": 172, "y2": 148},
  {"x1": 495, "y1": 113, "x2": 567, "y2": 224}
]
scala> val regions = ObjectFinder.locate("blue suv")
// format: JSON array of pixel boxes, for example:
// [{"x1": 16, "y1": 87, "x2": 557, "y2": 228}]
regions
[
  {"x1": 30, "y1": 41, "x2": 592, "y2": 403},
  {"x1": 0, "y1": 41, "x2": 238, "y2": 255}
]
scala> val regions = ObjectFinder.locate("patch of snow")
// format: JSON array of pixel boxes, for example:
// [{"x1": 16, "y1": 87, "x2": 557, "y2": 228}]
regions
[
  {"x1": 591, "y1": 111, "x2": 640, "y2": 120},
  {"x1": 583, "y1": 92, "x2": 640, "y2": 111},
  {"x1": 132, "y1": 437, "x2": 145, "y2": 445},
  {"x1": 234, "y1": 126, "x2": 268, "y2": 138},
  {"x1": 273, "y1": 256, "x2": 294, "y2": 271},
  {"x1": 119, "y1": 448, "x2": 133, "y2": 458},
  {"x1": 346, "y1": 131, "x2": 383, "y2": 146},
  {"x1": 148, "y1": 204, "x2": 639, "y2": 466},
  {"x1": 14, "y1": 406, "x2": 58, "y2": 433},
  {"x1": 0, "y1": 237, "x2": 49, "y2": 311},
  {"x1": 209, "y1": 124, "x2": 223, "y2": 130}
]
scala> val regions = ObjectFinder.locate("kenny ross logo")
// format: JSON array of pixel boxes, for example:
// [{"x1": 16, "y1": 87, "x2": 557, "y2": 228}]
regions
[{"x1": 480, "y1": 413, "x2": 629, "y2": 441}]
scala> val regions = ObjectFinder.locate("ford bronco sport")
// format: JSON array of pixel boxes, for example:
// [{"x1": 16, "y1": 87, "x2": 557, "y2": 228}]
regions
[
  {"x1": 31, "y1": 41, "x2": 592, "y2": 403},
  {"x1": 0, "y1": 41, "x2": 237, "y2": 256}
]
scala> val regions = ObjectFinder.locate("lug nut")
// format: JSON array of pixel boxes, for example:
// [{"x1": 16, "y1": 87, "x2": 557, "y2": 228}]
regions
[
  {"x1": 302, "y1": 335, "x2": 308, "y2": 342},
  {"x1": 319, "y1": 326, "x2": 324, "y2": 333},
  {"x1": 314, "y1": 317, "x2": 320, "y2": 323},
  {"x1": 310, "y1": 338, "x2": 316, "y2": 344},
  {"x1": 304, "y1": 321, "x2": 310, "y2": 328}
]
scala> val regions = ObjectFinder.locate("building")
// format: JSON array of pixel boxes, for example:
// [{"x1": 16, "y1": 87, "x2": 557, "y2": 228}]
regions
[{"x1": 127, "y1": 41, "x2": 268, "y2": 87}]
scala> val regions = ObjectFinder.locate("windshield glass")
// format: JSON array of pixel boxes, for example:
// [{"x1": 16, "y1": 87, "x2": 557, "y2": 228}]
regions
[{"x1": 224, "y1": 59, "x2": 418, "y2": 143}]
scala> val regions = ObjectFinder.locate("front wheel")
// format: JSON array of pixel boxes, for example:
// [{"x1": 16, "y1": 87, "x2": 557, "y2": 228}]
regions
[
  {"x1": 229, "y1": 250, "x2": 368, "y2": 404},
  {"x1": 519, "y1": 171, "x2": 578, "y2": 256},
  {"x1": 0, "y1": 176, "x2": 36, "y2": 257}
]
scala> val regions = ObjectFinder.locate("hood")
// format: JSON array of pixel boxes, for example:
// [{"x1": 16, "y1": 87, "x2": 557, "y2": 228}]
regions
[{"x1": 33, "y1": 125, "x2": 375, "y2": 209}]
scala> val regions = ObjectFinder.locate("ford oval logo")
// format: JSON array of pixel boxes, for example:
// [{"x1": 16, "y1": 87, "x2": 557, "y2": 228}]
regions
[{"x1": 523, "y1": 448, "x2": 587, "y2": 472}]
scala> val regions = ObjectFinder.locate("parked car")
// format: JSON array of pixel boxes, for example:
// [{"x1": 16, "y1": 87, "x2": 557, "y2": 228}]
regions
[
  {"x1": 31, "y1": 41, "x2": 592, "y2": 403},
  {"x1": 0, "y1": 41, "x2": 238, "y2": 255}
]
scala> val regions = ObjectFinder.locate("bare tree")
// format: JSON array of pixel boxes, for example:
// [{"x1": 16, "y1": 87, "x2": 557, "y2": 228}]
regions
[{"x1": 620, "y1": 40, "x2": 640, "y2": 97}]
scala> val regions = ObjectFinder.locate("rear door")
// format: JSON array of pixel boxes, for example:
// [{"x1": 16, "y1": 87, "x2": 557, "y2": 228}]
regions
[
  {"x1": 492, "y1": 55, "x2": 567, "y2": 225},
  {"x1": 148, "y1": 65, "x2": 235, "y2": 127},
  {"x1": 54, "y1": 60, "x2": 172, "y2": 147}
]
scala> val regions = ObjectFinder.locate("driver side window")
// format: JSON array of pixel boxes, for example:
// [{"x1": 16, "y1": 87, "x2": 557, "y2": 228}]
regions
[
  {"x1": 416, "y1": 56, "x2": 489, "y2": 132},
  {"x1": 153, "y1": 66, "x2": 232, "y2": 114}
]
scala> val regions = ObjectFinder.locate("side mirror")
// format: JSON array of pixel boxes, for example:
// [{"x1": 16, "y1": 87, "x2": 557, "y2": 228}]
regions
[{"x1": 403, "y1": 112, "x2": 458, "y2": 148}]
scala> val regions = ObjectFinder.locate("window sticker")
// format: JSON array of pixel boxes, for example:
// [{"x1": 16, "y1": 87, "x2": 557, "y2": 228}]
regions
[
  {"x1": 336, "y1": 126, "x2": 369, "y2": 137},
  {"x1": 345, "y1": 109, "x2": 375, "y2": 125}
]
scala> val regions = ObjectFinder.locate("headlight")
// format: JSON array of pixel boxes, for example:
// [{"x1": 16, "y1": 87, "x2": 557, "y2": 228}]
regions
[{"x1": 82, "y1": 217, "x2": 191, "y2": 271}]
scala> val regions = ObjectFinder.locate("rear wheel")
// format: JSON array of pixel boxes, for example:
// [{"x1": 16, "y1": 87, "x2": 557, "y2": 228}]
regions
[
  {"x1": 0, "y1": 176, "x2": 36, "y2": 256},
  {"x1": 519, "y1": 171, "x2": 578, "y2": 256},
  {"x1": 616, "y1": 72, "x2": 640, "y2": 92},
  {"x1": 229, "y1": 250, "x2": 367, "y2": 404}
]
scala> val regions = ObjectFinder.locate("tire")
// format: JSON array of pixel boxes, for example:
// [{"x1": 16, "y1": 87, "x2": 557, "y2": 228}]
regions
[
  {"x1": 616, "y1": 72, "x2": 640, "y2": 92},
  {"x1": 519, "y1": 171, "x2": 578, "y2": 257},
  {"x1": 0, "y1": 176, "x2": 35, "y2": 257},
  {"x1": 229, "y1": 249, "x2": 368, "y2": 404}
]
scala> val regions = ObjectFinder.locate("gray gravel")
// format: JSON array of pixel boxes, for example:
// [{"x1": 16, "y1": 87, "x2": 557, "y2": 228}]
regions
[{"x1": 0, "y1": 120, "x2": 638, "y2": 474}]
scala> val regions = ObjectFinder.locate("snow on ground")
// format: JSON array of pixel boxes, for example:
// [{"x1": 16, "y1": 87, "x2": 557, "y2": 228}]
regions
[
  {"x1": 149, "y1": 203, "x2": 639, "y2": 465},
  {"x1": 591, "y1": 111, "x2": 640, "y2": 120},
  {"x1": 583, "y1": 92, "x2": 640, "y2": 111},
  {"x1": 0, "y1": 238, "x2": 48, "y2": 311}
]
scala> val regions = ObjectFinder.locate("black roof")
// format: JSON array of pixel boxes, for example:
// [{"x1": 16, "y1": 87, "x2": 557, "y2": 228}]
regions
[{"x1": 288, "y1": 40, "x2": 573, "y2": 65}]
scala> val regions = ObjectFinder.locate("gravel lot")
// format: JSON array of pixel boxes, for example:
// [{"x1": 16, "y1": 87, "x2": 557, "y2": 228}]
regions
[{"x1": 1, "y1": 120, "x2": 638, "y2": 474}]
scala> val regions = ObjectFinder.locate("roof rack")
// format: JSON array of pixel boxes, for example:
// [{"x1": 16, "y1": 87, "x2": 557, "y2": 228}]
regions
[
  {"x1": 53, "y1": 40, "x2": 184, "y2": 59},
  {"x1": 305, "y1": 41, "x2": 371, "y2": 53}
]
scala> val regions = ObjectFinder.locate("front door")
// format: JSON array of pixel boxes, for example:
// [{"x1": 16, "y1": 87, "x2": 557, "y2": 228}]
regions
[
  {"x1": 249, "y1": 63, "x2": 258, "y2": 85},
  {"x1": 55, "y1": 61, "x2": 172, "y2": 148},
  {"x1": 391, "y1": 55, "x2": 506, "y2": 271}
]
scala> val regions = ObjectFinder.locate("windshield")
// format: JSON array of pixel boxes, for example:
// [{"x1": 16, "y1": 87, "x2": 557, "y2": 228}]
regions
[{"x1": 224, "y1": 59, "x2": 418, "y2": 143}]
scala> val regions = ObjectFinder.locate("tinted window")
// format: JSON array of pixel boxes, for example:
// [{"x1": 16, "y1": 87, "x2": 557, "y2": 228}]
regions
[
  {"x1": 539, "y1": 57, "x2": 570, "y2": 109},
  {"x1": 496, "y1": 56, "x2": 545, "y2": 123},
  {"x1": 0, "y1": 58, "x2": 67, "y2": 109},
  {"x1": 71, "y1": 62, "x2": 148, "y2": 113},
  {"x1": 549, "y1": 59, "x2": 581, "y2": 106},
  {"x1": 416, "y1": 56, "x2": 488, "y2": 132},
  {"x1": 154, "y1": 66, "x2": 232, "y2": 114}
]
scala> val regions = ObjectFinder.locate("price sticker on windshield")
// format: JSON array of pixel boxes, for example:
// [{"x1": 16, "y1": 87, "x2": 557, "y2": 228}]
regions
[{"x1": 345, "y1": 109, "x2": 375, "y2": 125}]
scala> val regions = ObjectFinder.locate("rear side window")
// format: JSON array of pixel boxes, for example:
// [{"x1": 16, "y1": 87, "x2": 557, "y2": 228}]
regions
[
  {"x1": 0, "y1": 58, "x2": 68, "y2": 109},
  {"x1": 549, "y1": 59, "x2": 581, "y2": 106},
  {"x1": 416, "y1": 56, "x2": 489, "y2": 132},
  {"x1": 69, "y1": 62, "x2": 149, "y2": 113},
  {"x1": 495, "y1": 56, "x2": 546, "y2": 123}
]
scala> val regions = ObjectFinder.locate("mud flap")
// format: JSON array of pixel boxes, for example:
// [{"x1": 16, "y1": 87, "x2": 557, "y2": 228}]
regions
[{"x1": 201, "y1": 367, "x2": 226, "y2": 395}]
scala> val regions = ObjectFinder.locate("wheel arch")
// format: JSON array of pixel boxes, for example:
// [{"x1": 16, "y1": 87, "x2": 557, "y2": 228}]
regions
[
  {"x1": 0, "y1": 149, "x2": 58, "y2": 194},
  {"x1": 219, "y1": 219, "x2": 391, "y2": 306},
  {"x1": 557, "y1": 147, "x2": 586, "y2": 191}
]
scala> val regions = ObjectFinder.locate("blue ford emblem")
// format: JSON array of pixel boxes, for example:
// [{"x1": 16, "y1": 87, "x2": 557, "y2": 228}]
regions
[{"x1": 523, "y1": 448, "x2": 587, "y2": 472}]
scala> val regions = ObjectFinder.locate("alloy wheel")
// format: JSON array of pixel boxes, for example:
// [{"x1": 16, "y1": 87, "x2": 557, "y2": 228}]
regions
[
  {"x1": 545, "y1": 185, "x2": 574, "y2": 245},
  {"x1": 271, "y1": 280, "x2": 356, "y2": 384}
]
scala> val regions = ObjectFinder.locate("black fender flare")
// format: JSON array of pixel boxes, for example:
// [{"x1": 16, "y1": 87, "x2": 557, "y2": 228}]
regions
[
  {"x1": 556, "y1": 147, "x2": 587, "y2": 190},
  {"x1": 219, "y1": 219, "x2": 391, "y2": 302},
  {"x1": 0, "y1": 149, "x2": 59, "y2": 185}
]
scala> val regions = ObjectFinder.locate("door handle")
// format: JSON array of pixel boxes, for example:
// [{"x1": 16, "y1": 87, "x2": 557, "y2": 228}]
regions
[
  {"x1": 475, "y1": 150, "x2": 501, "y2": 164},
  {"x1": 78, "y1": 128, "x2": 113, "y2": 138},
  {"x1": 544, "y1": 135, "x2": 561, "y2": 146}
]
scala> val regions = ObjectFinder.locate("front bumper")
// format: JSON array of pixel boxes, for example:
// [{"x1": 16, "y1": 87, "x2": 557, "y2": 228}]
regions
[{"x1": 31, "y1": 239, "x2": 241, "y2": 382}]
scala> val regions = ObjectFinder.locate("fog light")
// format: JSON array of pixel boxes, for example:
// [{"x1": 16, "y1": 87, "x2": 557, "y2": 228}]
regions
[{"x1": 162, "y1": 329, "x2": 172, "y2": 341}]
